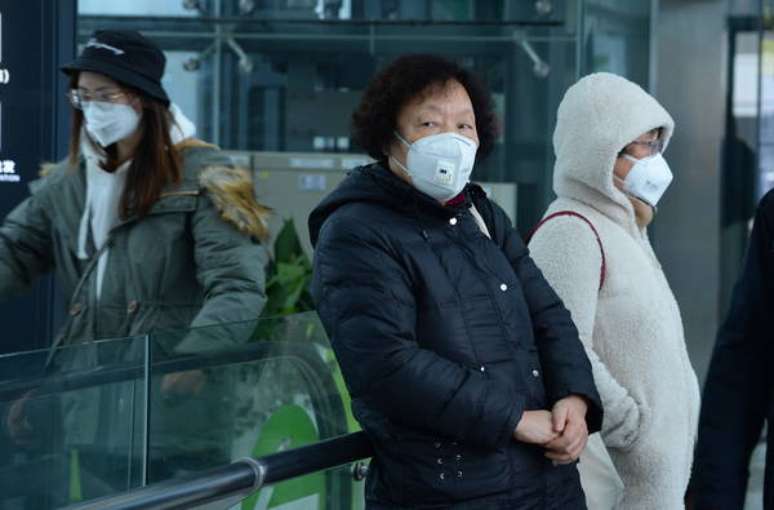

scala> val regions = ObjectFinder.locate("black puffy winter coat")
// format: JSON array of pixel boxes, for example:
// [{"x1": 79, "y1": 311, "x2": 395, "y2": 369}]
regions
[
  {"x1": 692, "y1": 190, "x2": 774, "y2": 509},
  {"x1": 309, "y1": 164, "x2": 603, "y2": 509}
]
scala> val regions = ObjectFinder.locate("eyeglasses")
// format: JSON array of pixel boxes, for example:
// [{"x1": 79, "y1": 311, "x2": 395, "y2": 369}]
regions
[
  {"x1": 619, "y1": 139, "x2": 664, "y2": 158},
  {"x1": 67, "y1": 89, "x2": 131, "y2": 110}
]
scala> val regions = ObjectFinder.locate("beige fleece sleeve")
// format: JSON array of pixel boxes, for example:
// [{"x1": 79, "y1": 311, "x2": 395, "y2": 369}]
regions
[{"x1": 529, "y1": 216, "x2": 644, "y2": 450}]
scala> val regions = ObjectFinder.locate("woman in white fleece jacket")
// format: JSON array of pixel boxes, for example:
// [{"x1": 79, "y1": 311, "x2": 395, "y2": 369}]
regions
[{"x1": 528, "y1": 72, "x2": 700, "y2": 509}]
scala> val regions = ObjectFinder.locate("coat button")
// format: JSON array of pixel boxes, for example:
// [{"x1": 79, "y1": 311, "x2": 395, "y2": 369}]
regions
[
  {"x1": 500, "y1": 283, "x2": 508, "y2": 292},
  {"x1": 434, "y1": 442, "x2": 442, "y2": 449},
  {"x1": 127, "y1": 300, "x2": 139, "y2": 314},
  {"x1": 449, "y1": 217, "x2": 458, "y2": 226},
  {"x1": 437, "y1": 458, "x2": 443, "y2": 465},
  {"x1": 455, "y1": 454, "x2": 462, "y2": 462},
  {"x1": 69, "y1": 303, "x2": 83, "y2": 316},
  {"x1": 439, "y1": 472, "x2": 446, "y2": 480},
  {"x1": 532, "y1": 369, "x2": 540, "y2": 378},
  {"x1": 479, "y1": 365, "x2": 486, "y2": 373},
  {"x1": 457, "y1": 470, "x2": 463, "y2": 479}
]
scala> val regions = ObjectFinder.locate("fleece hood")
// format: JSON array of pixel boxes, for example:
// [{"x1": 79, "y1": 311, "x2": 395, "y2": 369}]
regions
[{"x1": 552, "y1": 73, "x2": 675, "y2": 231}]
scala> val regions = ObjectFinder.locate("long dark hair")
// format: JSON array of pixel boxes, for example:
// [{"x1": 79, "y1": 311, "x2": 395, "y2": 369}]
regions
[{"x1": 68, "y1": 74, "x2": 183, "y2": 220}]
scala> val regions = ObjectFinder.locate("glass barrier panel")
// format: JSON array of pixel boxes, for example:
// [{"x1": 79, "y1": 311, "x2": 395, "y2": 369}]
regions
[
  {"x1": 146, "y1": 312, "x2": 357, "y2": 491},
  {"x1": 0, "y1": 335, "x2": 149, "y2": 509},
  {"x1": 0, "y1": 312, "x2": 364, "y2": 507}
]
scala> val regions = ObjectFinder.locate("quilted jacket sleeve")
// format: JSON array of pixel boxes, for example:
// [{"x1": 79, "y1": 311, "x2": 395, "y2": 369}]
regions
[
  {"x1": 0, "y1": 177, "x2": 56, "y2": 299},
  {"x1": 176, "y1": 153, "x2": 269, "y2": 353},
  {"x1": 488, "y1": 202, "x2": 603, "y2": 434}
]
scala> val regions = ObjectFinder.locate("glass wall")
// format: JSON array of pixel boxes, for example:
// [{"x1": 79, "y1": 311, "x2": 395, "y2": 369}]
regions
[
  {"x1": 722, "y1": 0, "x2": 774, "y2": 236},
  {"x1": 76, "y1": 0, "x2": 653, "y2": 235},
  {"x1": 717, "y1": 0, "x2": 774, "y2": 308},
  {"x1": 756, "y1": 3, "x2": 774, "y2": 200}
]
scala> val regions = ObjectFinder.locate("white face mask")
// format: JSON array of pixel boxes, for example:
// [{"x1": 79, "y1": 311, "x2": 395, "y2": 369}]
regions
[
  {"x1": 82, "y1": 101, "x2": 141, "y2": 147},
  {"x1": 617, "y1": 153, "x2": 674, "y2": 209},
  {"x1": 390, "y1": 131, "x2": 478, "y2": 202}
]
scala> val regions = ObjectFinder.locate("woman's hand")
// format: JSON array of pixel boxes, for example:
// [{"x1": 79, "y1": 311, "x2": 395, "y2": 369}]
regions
[
  {"x1": 161, "y1": 370, "x2": 206, "y2": 397},
  {"x1": 513, "y1": 410, "x2": 560, "y2": 445},
  {"x1": 5, "y1": 390, "x2": 36, "y2": 446},
  {"x1": 544, "y1": 395, "x2": 589, "y2": 464}
]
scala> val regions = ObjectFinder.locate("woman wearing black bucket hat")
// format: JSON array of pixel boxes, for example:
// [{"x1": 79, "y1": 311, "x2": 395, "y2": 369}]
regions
[
  {"x1": 0, "y1": 30, "x2": 270, "y2": 500},
  {"x1": 62, "y1": 30, "x2": 172, "y2": 105}
]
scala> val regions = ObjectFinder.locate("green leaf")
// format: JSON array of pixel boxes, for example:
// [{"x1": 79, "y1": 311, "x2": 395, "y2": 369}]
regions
[
  {"x1": 275, "y1": 262, "x2": 307, "y2": 285},
  {"x1": 273, "y1": 218, "x2": 309, "y2": 265},
  {"x1": 253, "y1": 218, "x2": 316, "y2": 341}
]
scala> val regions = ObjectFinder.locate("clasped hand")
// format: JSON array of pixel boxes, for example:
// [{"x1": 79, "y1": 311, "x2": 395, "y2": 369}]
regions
[{"x1": 512, "y1": 395, "x2": 589, "y2": 464}]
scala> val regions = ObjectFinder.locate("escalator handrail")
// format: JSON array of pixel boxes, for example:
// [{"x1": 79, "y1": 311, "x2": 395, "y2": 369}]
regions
[
  {"x1": 0, "y1": 340, "x2": 326, "y2": 402},
  {"x1": 62, "y1": 431, "x2": 374, "y2": 510}
]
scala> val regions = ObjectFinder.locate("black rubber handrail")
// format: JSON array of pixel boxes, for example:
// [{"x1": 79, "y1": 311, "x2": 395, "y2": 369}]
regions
[
  {"x1": 62, "y1": 431, "x2": 374, "y2": 510},
  {"x1": 0, "y1": 341, "x2": 320, "y2": 402}
]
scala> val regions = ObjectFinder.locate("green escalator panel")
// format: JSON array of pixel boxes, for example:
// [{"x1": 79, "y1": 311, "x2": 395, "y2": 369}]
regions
[
  {"x1": 69, "y1": 448, "x2": 83, "y2": 503},
  {"x1": 242, "y1": 404, "x2": 324, "y2": 510}
]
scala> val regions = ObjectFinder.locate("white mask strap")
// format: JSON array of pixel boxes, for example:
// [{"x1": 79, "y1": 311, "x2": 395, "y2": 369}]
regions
[
  {"x1": 389, "y1": 154, "x2": 410, "y2": 175},
  {"x1": 622, "y1": 154, "x2": 639, "y2": 163},
  {"x1": 394, "y1": 131, "x2": 411, "y2": 149},
  {"x1": 390, "y1": 131, "x2": 413, "y2": 174}
]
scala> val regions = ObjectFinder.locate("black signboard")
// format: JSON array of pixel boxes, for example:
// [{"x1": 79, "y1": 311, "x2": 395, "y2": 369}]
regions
[{"x1": 0, "y1": 0, "x2": 75, "y2": 353}]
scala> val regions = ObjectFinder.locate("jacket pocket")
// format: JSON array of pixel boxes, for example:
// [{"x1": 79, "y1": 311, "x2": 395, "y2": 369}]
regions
[
  {"x1": 383, "y1": 432, "x2": 513, "y2": 505},
  {"x1": 618, "y1": 400, "x2": 650, "y2": 452}
]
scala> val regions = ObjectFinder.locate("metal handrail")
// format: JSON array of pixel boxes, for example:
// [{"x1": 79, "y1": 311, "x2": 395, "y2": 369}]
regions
[
  {"x1": 63, "y1": 431, "x2": 374, "y2": 510},
  {"x1": 0, "y1": 340, "x2": 323, "y2": 402}
]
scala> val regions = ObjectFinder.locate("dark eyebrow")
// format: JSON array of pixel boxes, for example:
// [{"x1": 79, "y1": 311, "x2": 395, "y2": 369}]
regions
[
  {"x1": 417, "y1": 105, "x2": 475, "y2": 118},
  {"x1": 77, "y1": 86, "x2": 117, "y2": 92}
]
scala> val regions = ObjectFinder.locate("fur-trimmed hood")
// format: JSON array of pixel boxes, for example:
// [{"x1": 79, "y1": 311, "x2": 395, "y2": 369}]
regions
[
  {"x1": 39, "y1": 140, "x2": 270, "y2": 243},
  {"x1": 198, "y1": 164, "x2": 270, "y2": 242},
  {"x1": 165, "y1": 139, "x2": 270, "y2": 242},
  {"x1": 552, "y1": 73, "x2": 675, "y2": 234}
]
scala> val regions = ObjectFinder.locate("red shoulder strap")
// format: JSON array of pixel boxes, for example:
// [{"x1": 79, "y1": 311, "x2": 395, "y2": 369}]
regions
[{"x1": 526, "y1": 211, "x2": 606, "y2": 291}]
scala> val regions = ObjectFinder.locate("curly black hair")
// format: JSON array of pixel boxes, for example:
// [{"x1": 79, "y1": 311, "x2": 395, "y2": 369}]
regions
[{"x1": 352, "y1": 54, "x2": 499, "y2": 164}]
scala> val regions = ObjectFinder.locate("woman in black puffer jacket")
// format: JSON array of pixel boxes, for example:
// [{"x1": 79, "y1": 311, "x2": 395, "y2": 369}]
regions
[{"x1": 309, "y1": 54, "x2": 603, "y2": 509}]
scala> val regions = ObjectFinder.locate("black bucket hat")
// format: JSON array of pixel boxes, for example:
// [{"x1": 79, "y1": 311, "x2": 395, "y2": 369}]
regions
[{"x1": 61, "y1": 30, "x2": 169, "y2": 105}]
